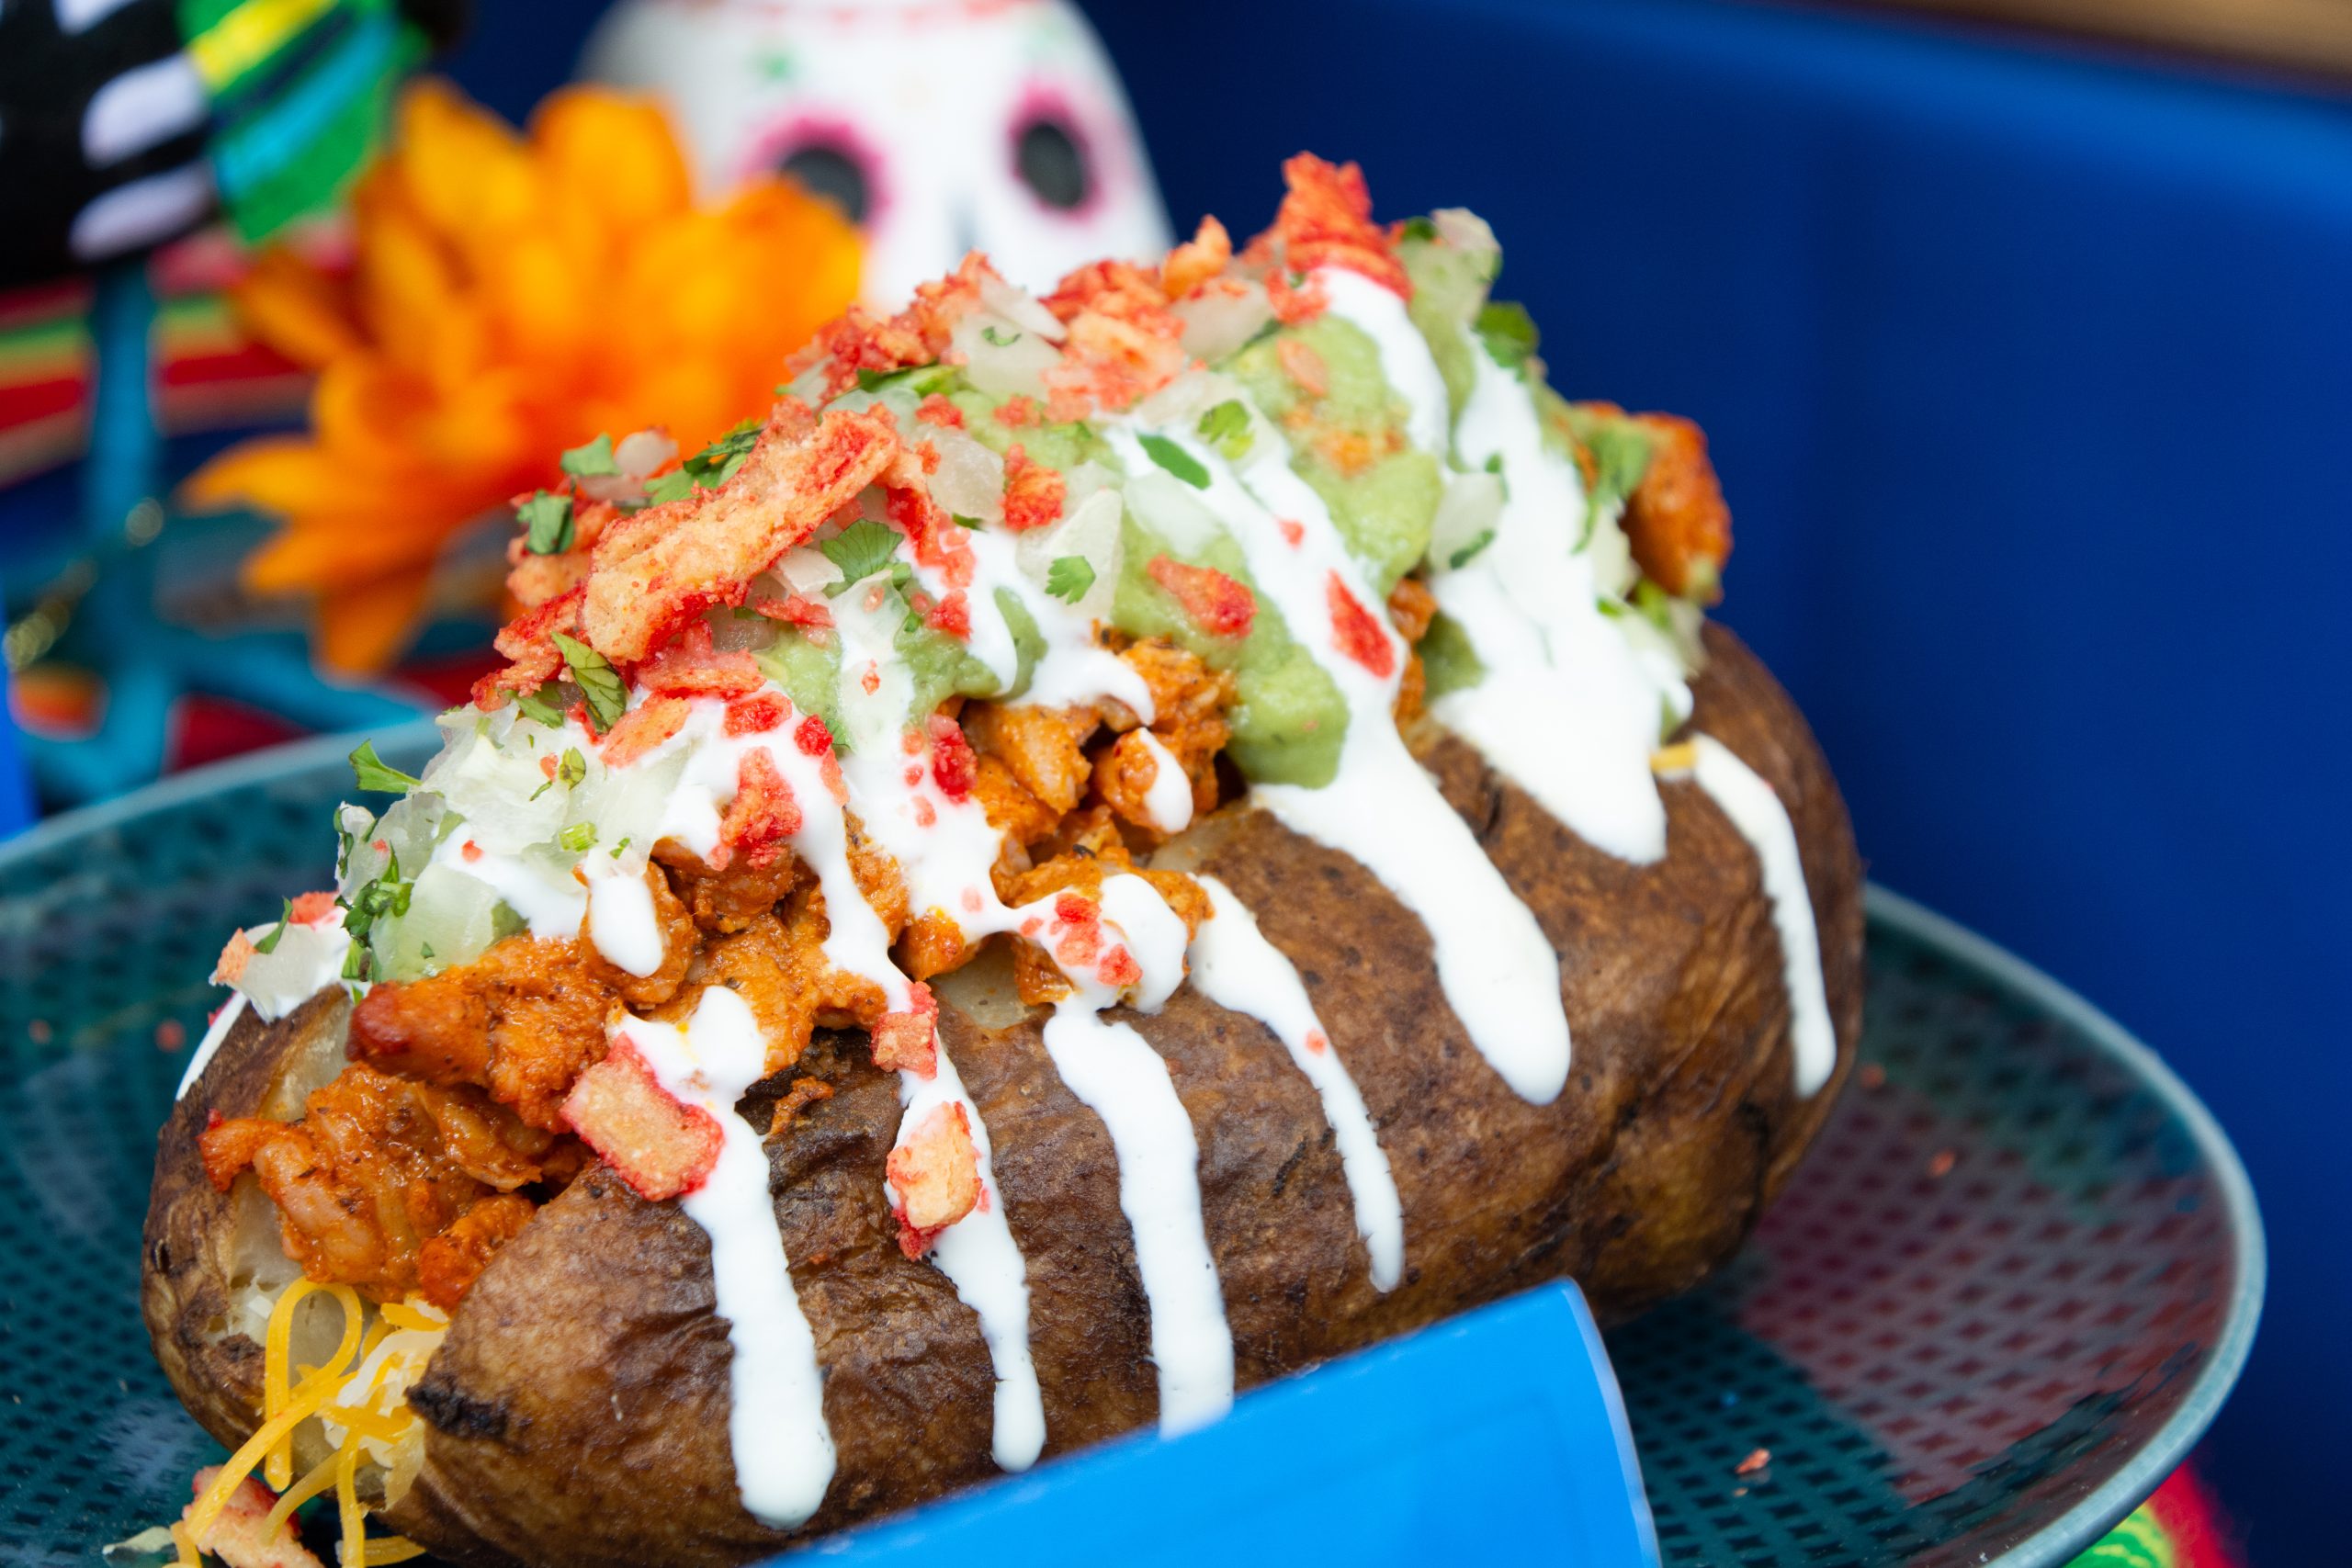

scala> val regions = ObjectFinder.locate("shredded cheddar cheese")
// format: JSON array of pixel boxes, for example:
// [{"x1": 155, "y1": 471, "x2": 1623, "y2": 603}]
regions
[
  {"x1": 181, "y1": 1283, "x2": 363, "y2": 1564},
  {"x1": 174, "y1": 1281, "x2": 442, "y2": 1566}
]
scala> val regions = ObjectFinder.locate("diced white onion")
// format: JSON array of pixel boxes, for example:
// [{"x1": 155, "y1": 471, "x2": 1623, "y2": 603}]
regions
[{"x1": 927, "y1": 431, "x2": 1007, "y2": 523}]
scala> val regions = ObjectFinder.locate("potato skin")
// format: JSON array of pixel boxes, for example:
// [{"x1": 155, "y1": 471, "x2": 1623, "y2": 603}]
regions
[
  {"x1": 146, "y1": 626, "x2": 1862, "y2": 1566},
  {"x1": 143, "y1": 991, "x2": 354, "y2": 1461}
]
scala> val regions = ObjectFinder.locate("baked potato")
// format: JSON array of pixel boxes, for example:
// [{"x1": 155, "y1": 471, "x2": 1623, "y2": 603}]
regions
[{"x1": 141, "y1": 156, "x2": 1862, "y2": 1566}]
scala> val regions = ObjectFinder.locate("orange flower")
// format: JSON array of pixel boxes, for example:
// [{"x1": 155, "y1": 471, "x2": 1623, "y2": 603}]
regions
[{"x1": 187, "y1": 81, "x2": 861, "y2": 674}]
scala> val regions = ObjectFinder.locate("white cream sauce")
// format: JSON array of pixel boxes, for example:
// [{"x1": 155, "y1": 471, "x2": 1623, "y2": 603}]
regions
[
  {"x1": 175, "y1": 992, "x2": 248, "y2": 1100},
  {"x1": 584, "y1": 865, "x2": 665, "y2": 977},
  {"x1": 1429, "y1": 342, "x2": 1688, "y2": 867},
  {"x1": 1108, "y1": 424, "x2": 1571, "y2": 1105},
  {"x1": 1682, "y1": 737, "x2": 1836, "y2": 1097},
  {"x1": 1317, "y1": 266, "x2": 1450, "y2": 460},
  {"x1": 1188, "y1": 875, "x2": 1403, "y2": 1290},
  {"x1": 887, "y1": 1044, "x2": 1045, "y2": 1472},
  {"x1": 1133, "y1": 728, "x2": 1193, "y2": 835},
  {"x1": 1040, "y1": 1001, "x2": 1234, "y2": 1434},
  {"x1": 620, "y1": 986, "x2": 836, "y2": 1529}
]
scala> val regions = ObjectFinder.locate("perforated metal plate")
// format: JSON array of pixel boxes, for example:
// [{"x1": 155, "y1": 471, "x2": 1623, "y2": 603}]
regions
[{"x1": 0, "y1": 730, "x2": 2259, "y2": 1566}]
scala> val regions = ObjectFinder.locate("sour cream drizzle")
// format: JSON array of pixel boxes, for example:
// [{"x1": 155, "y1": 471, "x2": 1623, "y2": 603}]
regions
[
  {"x1": 175, "y1": 993, "x2": 247, "y2": 1100},
  {"x1": 1044, "y1": 872, "x2": 1234, "y2": 1434},
  {"x1": 1322, "y1": 275, "x2": 1690, "y2": 868},
  {"x1": 584, "y1": 866, "x2": 664, "y2": 977},
  {"x1": 1188, "y1": 875, "x2": 1403, "y2": 1289},
  {"x1": 618, "y1": 986, "x2": 836, "y2": 1529},
  {"x1": 1133, "y1": 729, "x2": 1194, "y2": 835},
  {"x1": 1679, "y1": 737, "x2": 1836, "y2": 1097},
  {"x1": 1108, "y1": 423, "x2": 1570, "y2": 1104}
]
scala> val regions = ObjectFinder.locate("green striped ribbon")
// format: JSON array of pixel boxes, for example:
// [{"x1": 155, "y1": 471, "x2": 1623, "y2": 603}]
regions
[{"x1": 179, "y1": 0, "x2": 426, "y2": 243}]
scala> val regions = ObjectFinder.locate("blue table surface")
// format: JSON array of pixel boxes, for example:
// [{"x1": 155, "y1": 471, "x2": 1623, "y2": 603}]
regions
[{"x1": 16, "y1": 0, "x2": 2342, "y2": 1554}]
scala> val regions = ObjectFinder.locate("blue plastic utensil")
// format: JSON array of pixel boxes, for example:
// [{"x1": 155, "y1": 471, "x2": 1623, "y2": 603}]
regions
[{"x1": 803, "y1": 1280, "x2": 1658, "y2": 1566}]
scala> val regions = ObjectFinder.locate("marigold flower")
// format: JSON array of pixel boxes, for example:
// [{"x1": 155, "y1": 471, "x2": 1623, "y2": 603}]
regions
[{"x1": 187, "y1": 80, "x2": 862, "y2": 674}]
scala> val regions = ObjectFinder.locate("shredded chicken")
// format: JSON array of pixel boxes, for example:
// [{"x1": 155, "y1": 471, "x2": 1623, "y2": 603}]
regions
[{"x1": 200, "y1": 1065, "x2": 570, "y2": 1303}]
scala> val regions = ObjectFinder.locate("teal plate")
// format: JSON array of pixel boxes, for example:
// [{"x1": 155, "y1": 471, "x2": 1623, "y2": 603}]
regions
[{"x1": 0, "y1": 728, "x2": 2261, "y2": 1567}]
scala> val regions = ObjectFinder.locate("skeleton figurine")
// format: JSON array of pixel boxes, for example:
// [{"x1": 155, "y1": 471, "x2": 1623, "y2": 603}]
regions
[{"x1": 582, "y1": 0, "x2": 1171, "y2": 307}]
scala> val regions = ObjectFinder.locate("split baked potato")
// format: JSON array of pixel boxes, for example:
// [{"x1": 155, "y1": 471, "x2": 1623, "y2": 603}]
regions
[{"x1": 145, "y1": 625, "x2": 1861, "y2": 1566}]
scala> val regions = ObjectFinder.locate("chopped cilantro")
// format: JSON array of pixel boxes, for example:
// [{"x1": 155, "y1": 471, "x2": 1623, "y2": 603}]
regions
[
  {"x1": 640, "y1": 417, "x2": 763, "y2": 506},
  {"x1": 1196, "y1": 400, "x2": 1253, "y2": 458},
  {"x1": 560, "y1": 747, "x2": 588, "y2": 787},
  {"x1": 609, "y1": 836, "x2": 632, "y2": 860},
  {"x1": 820, "y1": 518, "x2": 903, "y2": 596},
  {"x1": 421, "y1": 941, "x2": 435, "y2": 961},
  {"x1": 687, "y1": 417, "x2": 762, "y2": 484},
  {"x1": 1633, "y1": 579, "x2": 1675, "y2": 632},
  {"x1": 1139, "y1": 434, "x2": 1210, "y2": 490},
  {"x1": 1397, "y1": 215, "x2": 1438, "y2": 243},
  {"x1": 952, "y1": 513, "x2": 984, "y2": 530},
  {"x1": 1475, "y1": 300, "x2": 1539, "y2": 372},
  {"x1": 513, "y1": 687, "x2": 565, "y2": 728},
  {"x1": 252, "y1": 898, "x2": 294, "y2": 955},
  {"x1": 518, "y1": 491, "x2": 574, "y2": 556},
  {"x1": 981, "y1": 325, "x2": 1021, "y2": 346},
  {"x1": 1044, "y1": 556, "x2": 1096, "y2": 603},
  {"x1": 1448, "y1": 529, "x2": 1497, "y2": 570},
  {"x1": 855, "y1": 365, "x2": 950, "y2": 396},
  {"x1": 559, "y1": 821, "x2": 596, "y2": 853},
  {"x1": 551, "y1": 634, "x2": 627, "y2": 730},
  {"x1": 349, "y1": 740, "x2": 420, "y2": 795},
  {"x1": 560, "y1": 434, "x2": 620, "y2": 479},
  {"x1": 1596, "y1": 596, "x2": 1626, "y2": 619}
]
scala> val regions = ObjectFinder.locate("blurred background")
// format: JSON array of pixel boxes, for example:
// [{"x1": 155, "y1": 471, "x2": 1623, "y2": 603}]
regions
[{"x1": 4, "y1": 0, "x2": 2344, "y2": 1559}]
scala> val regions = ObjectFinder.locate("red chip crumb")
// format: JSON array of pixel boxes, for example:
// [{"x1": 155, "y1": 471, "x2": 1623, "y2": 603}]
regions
[
  {"x1": 601, "y1": 694, "x2": 693, "y2": 767},
  {"x1": 1735, "y1": 1449, "x2": 1771, "y2": 1477},
  {"x1": 461, "y1": 840, "x2": 484, "y2": 863},
  {"x1": 211, "y1": 931, "x2": 257, "y2": 986},
  {"x1": 288, "y1": 890, "x2": 339, "y2": 925},
  {"x1": 914, "y1": 393, "x2": 965, "y2": 429},
  {"x1": 725, "y1": 691, "x2": 792, "y2": 737},
  {"x1": 1095, "y1": 945, "x2": 1142, "y2": 988},
  {"x1": 753, "y1": 592, "x2": 835, "y2": 631},
  {"x1": 795, "y1": 715, "x2": 835, "y2": 756},
  {"x1": 1001, "y1": 445, "x2": 1066, "y2": 533},
  {"x1": 155, "y1": 1019, "x2": 187, "y2": 1051},
  {"x1": 1927, "y1": 1149, "x2": 1957, "y2": 1179},
  {"x1": 927, "y1": 713, "x2": 977, "y2": 799},
  {"x1": 925, "y1": 588, "x2": 973, "y2": 639},
  {"x1": 871, "y1": 984, "x2": 940, "y2": 1077},
  {"x1": 1304, "y1": 1030, "x2": 1329, "y2": 1055},
  {"x1": 560, "y1": 1036, "x2": 724, "y2": 1201},
  {"x1": 717, "y1": 747, "x2": 802, "y2": 870},
  {"x1": 1326, "y1": 571, "x2": 1396, "y2": 678},
  {"x1": 181, "y1": 1465, "x2": 323, "y2": 1568},
  {"x1": 1278, "y1": 518, "x2": 1306, "y2": 548},
  {"x1": 995, "y1": 394, "x2": 1041, "y2": 428},
  {"x1": 1278, "y1": 336, "x2": 1330, "y2": 399},
  {"x1": 1147, "y1": 555, "x2": 1256, "y2": 638},
  {"x1": 887, "y1": 1100, "x2": 980, "y2": 1258}
]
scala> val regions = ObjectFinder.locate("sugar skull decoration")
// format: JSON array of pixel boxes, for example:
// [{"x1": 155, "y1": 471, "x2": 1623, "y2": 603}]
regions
[{"x1": 582, "y1": 0, "x2": 1170, "y2": 307}]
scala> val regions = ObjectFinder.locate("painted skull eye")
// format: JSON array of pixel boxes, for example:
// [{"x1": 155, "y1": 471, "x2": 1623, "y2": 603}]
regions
[
  {"x1": 1012, "y1": 111, "x2": 1092, "y2": 211},
  {"x1": 777, "y1": 141, "x2": 873, "y2": 227}
]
